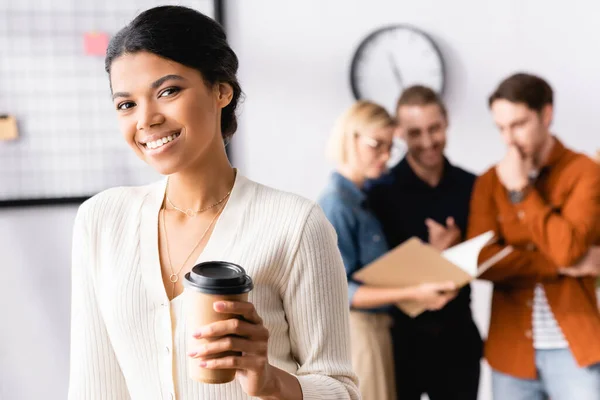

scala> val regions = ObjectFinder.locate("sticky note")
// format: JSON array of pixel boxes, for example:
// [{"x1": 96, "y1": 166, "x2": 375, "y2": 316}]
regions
[
  {"x1": 0, "y1": 115, "x2": 18, "y2": 141},
  {"x1": 84, "y1": 32, "x2": 109, "y2": 56}
]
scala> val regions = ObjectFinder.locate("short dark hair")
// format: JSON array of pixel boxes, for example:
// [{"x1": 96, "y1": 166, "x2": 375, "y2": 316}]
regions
[
  {"x1": 488, "y1": 73, "x2": 553, "y2": 112},
  {"x1": 396, "y1": 85, "x2": 447, "y2": 121},
  {"x1": 105, "y1": 6, "x2": 243, "y2": 140}
]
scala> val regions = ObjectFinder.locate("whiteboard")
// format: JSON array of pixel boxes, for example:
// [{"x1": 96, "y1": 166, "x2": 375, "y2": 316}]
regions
[{"x1": 0, "y1": 0, "x2": 218, "y2": 204}]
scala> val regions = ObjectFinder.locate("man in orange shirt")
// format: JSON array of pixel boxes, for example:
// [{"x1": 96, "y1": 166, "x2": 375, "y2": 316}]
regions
[
  {"x1": 468, "y1": 73, "x2": 600, "y2": 399},
  {"x1": 596, "y1": 150, "x2": 600, "y2": 305}
]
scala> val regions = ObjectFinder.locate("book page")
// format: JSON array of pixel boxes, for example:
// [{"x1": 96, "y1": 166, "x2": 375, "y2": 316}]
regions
[{"x1": 441, "y1": 231, "x2": 495, "y2": 277}]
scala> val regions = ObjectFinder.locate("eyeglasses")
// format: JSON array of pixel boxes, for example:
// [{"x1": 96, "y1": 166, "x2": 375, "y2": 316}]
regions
[{"x1": 354, "y1": 132, "x2": 396, "y2": 155}]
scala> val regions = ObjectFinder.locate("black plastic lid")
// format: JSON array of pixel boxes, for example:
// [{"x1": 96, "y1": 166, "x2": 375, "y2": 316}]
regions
[{"x1": 183, "y1": 261, "x2": 253, "y2": 295}]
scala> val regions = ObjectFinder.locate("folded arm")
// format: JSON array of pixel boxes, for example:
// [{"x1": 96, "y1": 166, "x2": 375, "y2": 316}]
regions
[
  {"x1": 467, "y1": 174, "x2": 559, "y2": 284},
  {"x1": 518, "y1": 162, "x2": 600, "y2": 266}
]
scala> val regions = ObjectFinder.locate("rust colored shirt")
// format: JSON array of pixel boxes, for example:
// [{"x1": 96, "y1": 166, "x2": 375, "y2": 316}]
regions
[{"x1": 467, "y1": 138, "x2": 600, "y2": 379}]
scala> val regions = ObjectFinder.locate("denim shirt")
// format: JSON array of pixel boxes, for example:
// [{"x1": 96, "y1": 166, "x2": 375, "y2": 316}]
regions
[{"x1": 318, "y1": 172, "x2": 391, "y2": 313}]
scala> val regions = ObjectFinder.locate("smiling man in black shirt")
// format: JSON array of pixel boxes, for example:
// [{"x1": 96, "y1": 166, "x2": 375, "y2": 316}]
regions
[{"x1": 365, "y1": 85, "x2": 483, "y2": 400}]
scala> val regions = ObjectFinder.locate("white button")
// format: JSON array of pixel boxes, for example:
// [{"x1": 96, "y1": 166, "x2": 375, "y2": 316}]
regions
[
  {"x1": 517, "y1": 210, "x2": 525, "y2": 220},
  {"x1": 373, "y1": 235, "x2": 381, "y2": 242}
]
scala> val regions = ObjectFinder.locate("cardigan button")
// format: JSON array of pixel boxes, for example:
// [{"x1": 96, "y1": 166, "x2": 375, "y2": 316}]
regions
[
  {"x1": 525, "y1": 330, "x2": 533, "y2": 339},
  {"x1": 517, "y1": 210, "x2": 525, "y2": 220}
]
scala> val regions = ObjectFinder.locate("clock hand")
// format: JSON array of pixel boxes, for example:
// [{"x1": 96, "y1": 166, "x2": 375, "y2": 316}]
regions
[{"x1": 388, "y1": 53, "x2": 404, "y2": 90}]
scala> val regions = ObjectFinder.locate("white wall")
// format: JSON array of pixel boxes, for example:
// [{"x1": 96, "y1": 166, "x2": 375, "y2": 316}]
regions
[
  {"x1": 2, "y1": 1, "x2": 600, "y2": 399},
  {"x1": 228, "y1": 0, "x2": 600, "y2": 200},
  {"x1": 0, "y1": 206, "x2": 77, "y2": 400},
  {"x1": 227, "y1": 1, "x2": 600, "y2": 399}
]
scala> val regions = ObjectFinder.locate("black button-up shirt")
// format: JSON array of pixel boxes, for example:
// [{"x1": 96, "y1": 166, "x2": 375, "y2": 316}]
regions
[{"x1": 365, "y1": 157, "x2": 482, "y2": 344}]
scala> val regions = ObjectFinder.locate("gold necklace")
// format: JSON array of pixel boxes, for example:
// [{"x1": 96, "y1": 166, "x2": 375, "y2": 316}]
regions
[
  {"x1": 161, "y1": 203, "x2": 224, "y2": 298},
  {"x1": 166, "y1": 185, "x2": 232, "y2": 217}
]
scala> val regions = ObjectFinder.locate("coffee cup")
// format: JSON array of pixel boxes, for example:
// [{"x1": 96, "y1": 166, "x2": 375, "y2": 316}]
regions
[{"x1": 183, "y1": 261, "x2": 253, "y2": 384}]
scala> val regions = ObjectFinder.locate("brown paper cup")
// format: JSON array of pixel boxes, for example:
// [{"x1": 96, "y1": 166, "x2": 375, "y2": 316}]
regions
[
  {"x1": 183, "y1": 261, "x2": 253, "y2": 385},
  {"x1": 185, "y1": 291, "x2": 248, "y2": 384}
]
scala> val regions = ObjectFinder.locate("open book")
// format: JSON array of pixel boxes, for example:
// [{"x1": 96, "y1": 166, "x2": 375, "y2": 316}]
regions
[{"x1": 352, "y1": 230, "x2": 513, "y2": 317}]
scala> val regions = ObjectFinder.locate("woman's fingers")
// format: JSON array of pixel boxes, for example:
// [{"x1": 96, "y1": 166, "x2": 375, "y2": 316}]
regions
[
  {"x1": 197, "y1": 355, "x2": 269, "y2": 371},
  {"x1": 193, "y1": 318, "x2": 268, "y2": 340},
  {"x1": 188, "y1": 336, "x2": 268, "y2": 359},
  {"x1": 213, "y1": 301, "x2": 263, "y2": 325},
  {"x1": 431, "y1": 281, "x2": 457, "y2": 293}
]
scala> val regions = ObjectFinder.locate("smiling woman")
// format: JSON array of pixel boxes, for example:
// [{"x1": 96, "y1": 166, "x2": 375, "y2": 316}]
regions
[
  {"x1": 108, "y1": 51, "x2": 232, "y2": 176},
  {"x1": 67, "y1": 5, "x2": 359, "y2": 400}
]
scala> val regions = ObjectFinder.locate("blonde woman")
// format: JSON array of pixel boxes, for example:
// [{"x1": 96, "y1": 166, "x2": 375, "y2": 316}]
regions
[{"x1": 318, "y1": 101, "x2": 457, "y2": 400}]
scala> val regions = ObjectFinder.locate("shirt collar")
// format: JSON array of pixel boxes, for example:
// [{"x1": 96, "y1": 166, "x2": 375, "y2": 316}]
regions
[
  {"x1": 541, "y1": 136, "x2": 566, "y2": 169},
  {"x1": 392, "y1": 156, "x2": 456, "y2": 188},
  {"x1": 528, "y1": 136, "x2": 566, "y2": 179}
]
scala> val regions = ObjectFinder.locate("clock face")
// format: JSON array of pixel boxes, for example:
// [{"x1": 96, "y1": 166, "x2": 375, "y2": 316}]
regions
[{"x1": 350, "y1": 25, "x2": 445, "y2": 114}]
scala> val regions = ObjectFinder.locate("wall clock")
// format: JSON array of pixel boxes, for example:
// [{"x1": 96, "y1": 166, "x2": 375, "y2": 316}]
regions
[{"x1": 350, "y1": 24, "x2": 445, "y2": 114}]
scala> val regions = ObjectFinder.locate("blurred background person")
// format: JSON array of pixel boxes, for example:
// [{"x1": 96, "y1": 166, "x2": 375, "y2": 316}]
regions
[
  {"x1": 468, "y1": 73, "x2": 600, "y2": 400},
  {"x1": 365, "y1": 86, "x2": 483, "y2": 400},
  {"x1": 319, "y1": 100, "x2": 457, "y2": 400},
  {"x1": 596, "y1": 149, "x2": 600, "y2": 307}
]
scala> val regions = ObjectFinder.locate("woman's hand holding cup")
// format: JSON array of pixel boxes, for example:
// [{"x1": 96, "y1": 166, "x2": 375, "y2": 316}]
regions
[{"x1": 188, "y1": 300, "x2": 279, "y2": 397}]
